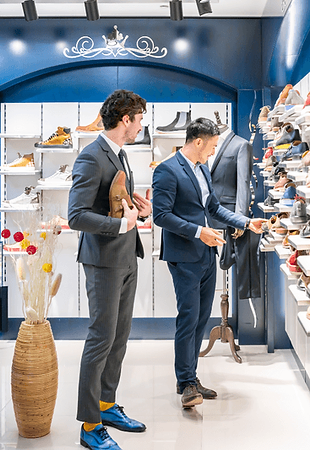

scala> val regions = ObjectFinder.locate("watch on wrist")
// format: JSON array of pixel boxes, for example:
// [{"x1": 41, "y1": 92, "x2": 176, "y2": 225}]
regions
[{"x1": 244, "y1": 219, "x2": 251, "y2": 230}]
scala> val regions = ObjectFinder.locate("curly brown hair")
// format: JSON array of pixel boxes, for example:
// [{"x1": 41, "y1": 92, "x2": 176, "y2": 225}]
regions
[{"x1": 100, "y1": 89, "x2": 147, "y2": 130}]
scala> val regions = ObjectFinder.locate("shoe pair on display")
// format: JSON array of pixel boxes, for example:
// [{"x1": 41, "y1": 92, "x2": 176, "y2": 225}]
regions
[
  {"x1": 274, "y1": 123, "x2": 301, "y2": 149},
  {"x1": 80, "y1": 404, "x2": 146, "y2": 450},
  {"x1": 38, "y1": 164, "x2": 72, "y2": 185},
  {"x1": 261, "y1": 212, "x2": 289, "y2": 235},
  {"x1": 41, "y1": 215, "x2": 70, "y2": 231},
  {"x1": 214, "y1": 111, "x2": 229, "y2": 134},
  {"x1": 156, "y1": 111, "x2": 191, "y2": 133},
  {"x1": 286, "y1": 250, "x2": 306, "y2": 273},
  {"x1": 35, "y1": 127, "x2": 73, "y2": 149},
  {"x1": 2, "y1": 186, "x2": 40, "y2": 210},
  {"x1": 279, "y1": 181, "x2": 297, "y2": 206},
  {"x1": 285, "y1": 89, "x2": 304, "y2": 106},
  {"x1": 275, "y1": 84, "x2": 293, "y2": 107},
  {"x1": 262, "y1": 146, "x2": 273, "y2": 163},
  {"x1": 280, "y1": 141, "x2": 309, "y2": 162},
  {"x1": 274, "y1": 172, "x2": 292, "y2": 191},
  {"x1": 76, "y1": 113, "x2": 104, "y2": 133},
  {"x1": 264, "y1": 155, "x2": 277, "y2": 172},
  {"x1": 4, "y1": 153, "x2": 35, "y2": 170}
]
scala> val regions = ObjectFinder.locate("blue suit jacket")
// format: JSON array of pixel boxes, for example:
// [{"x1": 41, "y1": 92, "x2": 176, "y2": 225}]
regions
[{"x1": 152, "y1": 151, "x2": 247, "y2": 263}]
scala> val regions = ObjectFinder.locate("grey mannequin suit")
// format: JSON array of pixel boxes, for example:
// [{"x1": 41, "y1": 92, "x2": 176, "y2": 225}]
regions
[
  {"x1": 210, "y1": 131, "x2": 253, "y2": 229},
  {"x1": 210, "y1": 130, "x2": 260, "y2": 299},
  {"x1": 68, "y1": 134, "x2": 143, "y2": 423}
]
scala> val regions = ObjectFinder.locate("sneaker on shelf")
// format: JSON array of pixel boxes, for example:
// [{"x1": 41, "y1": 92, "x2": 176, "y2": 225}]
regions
[
  {"x1": 156, "y1": 111, "x2": 191, "y2": 133},
  {"x1": 41, "y1": 215, "x2": 70, "y2": 230},
  {"x1": 35, "y1": 127, "x2": 73, "y2": 148},
  {"x1": 286, "y1": 250, "x2": 304, "y2": 273},
  {"x1": 285, "y1": 89, "x2": 304, "y2": 106},
  {"x1": 75, "y1": 112, "x2": 104, "y2": 132},
  {"x1": 275, "y1": 84, "x2": 293, "y2": 107},
  {"x1": 262, "y1": 146, "x2": 273, "y2": 163},
  {"x1": 5, "y1": 153, "x2": 35, "y2": 169},
  {"x1": 2, "y1": 186, "x2": 40, "y2": 210},
  {"x1": 38, "y1": 165, "x2": 72, "y2": 185},
  {"x1": 258, "y1": 106, "x2": 270, "y2": 123}
]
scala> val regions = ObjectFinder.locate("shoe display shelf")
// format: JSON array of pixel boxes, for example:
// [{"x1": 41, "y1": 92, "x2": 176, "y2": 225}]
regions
[
  {"x1": 274, "y1": 204, "x2": 293, "y2": 213},
  {"x1": 287, "y1": 170, "x2": 307, "y2": 182},
  {"x1": 280, "y1": 218, "x2": 307, "y2": 230},
  {"x1": 288, "y1": 234, "x2": 310, "y2": 250},
  {"x1": 263, "y1": 179, "x2": 276, "y2": 187},
  {"x1": 257, "y1": 202, "x2": 275, "y2": 213},
  {"x1": 275, "y1": 245, "x2": 291, "y2": 260},
  {"x1": 279, "y1": 105, "x2": 304, "y2": 122},
  {"x1": 297, "y1": 186, "x2": 310, "y2": 198},
  {"x1": 267, "y1": 105, "x2": 286, "y2": 118}
]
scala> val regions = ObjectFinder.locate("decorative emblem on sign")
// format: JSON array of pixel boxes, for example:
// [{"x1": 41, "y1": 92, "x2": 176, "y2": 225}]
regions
[{"x1": 63, "y1": 25, "x2": 167, "y2": 59}]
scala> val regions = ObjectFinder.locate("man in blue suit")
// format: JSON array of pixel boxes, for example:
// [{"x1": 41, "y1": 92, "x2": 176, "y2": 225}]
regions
[{"x1": 152, "y1": 118, "x2": 264, "y2": 408}]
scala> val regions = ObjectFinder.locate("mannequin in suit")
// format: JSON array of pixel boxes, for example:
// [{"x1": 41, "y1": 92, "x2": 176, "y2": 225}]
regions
[
  {"x1": 68, "y1": 90, "x2": 152, "y2": 450},
  {"x1": 209, "y1": 114, "x2": 260, "y2": 299}
]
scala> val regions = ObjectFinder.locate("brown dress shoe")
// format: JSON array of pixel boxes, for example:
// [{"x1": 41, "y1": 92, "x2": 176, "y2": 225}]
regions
[
  {"x1": 177, "y1": 378, "x2": 217, "y2": 399},
  {"x1": 109, "y1": 170, "x2": 133, "y2": 218},
  {"x1": 181, "y1": 385, "x2": 203, "y2": 408}
]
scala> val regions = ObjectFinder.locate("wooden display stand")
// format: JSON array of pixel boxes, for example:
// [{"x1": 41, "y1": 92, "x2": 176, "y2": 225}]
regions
[{"x1": 199, "y1": 270, "x2": 242, "y2": 363}]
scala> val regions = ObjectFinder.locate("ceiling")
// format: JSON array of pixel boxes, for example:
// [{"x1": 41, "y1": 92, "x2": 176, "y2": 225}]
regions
[{"x1": 0, "y1": 0, "x2": 293, "y2": 18}]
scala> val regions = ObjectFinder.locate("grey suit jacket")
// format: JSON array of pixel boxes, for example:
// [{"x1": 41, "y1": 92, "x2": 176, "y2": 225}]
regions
[
  {"x1": 68, "y1": 135, "x2": 144, "y2": 268},
  {"x1": 210, "y1": 131, "x2": 253, "y2": 229}
]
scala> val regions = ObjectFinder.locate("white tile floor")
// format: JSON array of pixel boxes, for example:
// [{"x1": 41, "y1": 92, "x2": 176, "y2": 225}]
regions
[{"x1": 1, "y1": 339, "x2": 310, "y2": 450}]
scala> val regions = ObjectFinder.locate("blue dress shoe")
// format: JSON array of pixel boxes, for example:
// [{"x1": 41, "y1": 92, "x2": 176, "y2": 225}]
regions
[
  {"x1": 80, "y1": 424, "x2": 121, "y2": 450},
  {"x1": 100, "y1": 404, "x2": 146, "y2": 433}
]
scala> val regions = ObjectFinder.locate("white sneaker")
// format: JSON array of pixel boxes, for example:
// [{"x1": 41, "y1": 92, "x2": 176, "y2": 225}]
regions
[
  {"x1": 38, "y1": 165, "x2": 72, "y2": 185},
  {"x1": 2, "y1": 186, "x2": 40, "y2": 210}
]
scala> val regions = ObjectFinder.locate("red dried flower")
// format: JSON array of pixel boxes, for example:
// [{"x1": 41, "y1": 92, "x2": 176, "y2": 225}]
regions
[
  {"x1": 13, "y1": 232, "x2": 24, "y2": 242},
  {"x1": 26, "y1": 245, "x2": 37, "y2": 255},
  {"x1": 1, "y1": 229, "x2": 11, "y2": 239}
]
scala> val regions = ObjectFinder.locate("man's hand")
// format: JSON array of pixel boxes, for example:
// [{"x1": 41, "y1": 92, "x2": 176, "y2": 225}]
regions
[
  {"x1": 122, "y1": 199, "x2": 139, "y2": 231},
  {"x1": 132, "y1": 189, "x2": 152, "y2": 218},
  {"x1": 248, "y1": 218, "x2": 268, "y2": 234},
  {"x1": 200, "y1": 227, "x2": 226, "y2": 247}
]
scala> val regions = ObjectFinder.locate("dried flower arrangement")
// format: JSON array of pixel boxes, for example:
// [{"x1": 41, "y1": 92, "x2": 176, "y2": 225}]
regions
[{"x1": 1, "y1": 213, "x2": 63, "y2": 324}]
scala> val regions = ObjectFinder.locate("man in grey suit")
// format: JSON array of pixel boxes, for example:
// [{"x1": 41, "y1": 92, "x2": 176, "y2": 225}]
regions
[{"x1": 68, "y1": 90, "x2": 151, "y2": 450}]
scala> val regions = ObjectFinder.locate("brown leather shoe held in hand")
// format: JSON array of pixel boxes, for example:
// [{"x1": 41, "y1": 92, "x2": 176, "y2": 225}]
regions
[{"x1": 109, "y1": 170, "x2": 133, "y2": 219}]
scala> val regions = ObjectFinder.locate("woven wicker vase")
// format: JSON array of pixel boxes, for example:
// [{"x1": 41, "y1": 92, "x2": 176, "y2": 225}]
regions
[{"x1": 11, "y1": 320, "x2": 58, "y2": 438}]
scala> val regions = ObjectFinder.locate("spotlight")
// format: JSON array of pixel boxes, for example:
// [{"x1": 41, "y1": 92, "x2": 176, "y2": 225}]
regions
[
  {"x1": 22, "y1": 0, "x2": 38, "y2": 21},
  {"x1": 84, "y1": 0, "x2": 100, "y2": 21},
  {"x1": 195, "y1": 0, "x2": 212, "y2": 16},
  {"x1": 170, "y1": 0, "x2": 183, "y2": 21}
]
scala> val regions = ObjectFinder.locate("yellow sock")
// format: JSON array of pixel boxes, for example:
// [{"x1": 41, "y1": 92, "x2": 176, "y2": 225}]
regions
[
  {"x1": 100, "y1": 401, "x2": 115, "y2": 412},
  {"x1": 83, "y1": 422, "x2": 102, "y2": 432}
]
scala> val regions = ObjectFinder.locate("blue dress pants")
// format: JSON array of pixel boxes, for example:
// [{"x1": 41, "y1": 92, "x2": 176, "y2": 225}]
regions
[{"x1": 168, "y1": 246, "x2": 217, "y2": 393}]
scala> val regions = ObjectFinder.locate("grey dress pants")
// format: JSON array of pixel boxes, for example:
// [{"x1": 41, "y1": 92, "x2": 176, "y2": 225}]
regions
[{"x1": 77, "y1": 259, "x2": 137, "y2": 423}]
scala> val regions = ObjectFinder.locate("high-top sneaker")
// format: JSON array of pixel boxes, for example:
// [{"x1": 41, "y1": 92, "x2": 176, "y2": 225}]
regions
[
  {"x1": 75, "y1": 113, "x2": 104, "y2": 132},
  {"x1": 2, "y1": 186, "x2": 40, "y2": 210},
  {"x1": 286, "y1": 250, "x2": 304, "y2": 273},
  {"x1": 126, "y1": 126, "x2": 151, "y2": 146},
  {"x1": 156, "y1": 111, "x2": 191, "y2": 133},
  {"x1": 35, "y1": 127, "x2": 72, "y2": 148},
  {"x1": 38, "y1": 165, "x2": 72, "y2": 185},
  {"x1": 7, "y1": 153, "x2": 35, "y2": 169}
]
